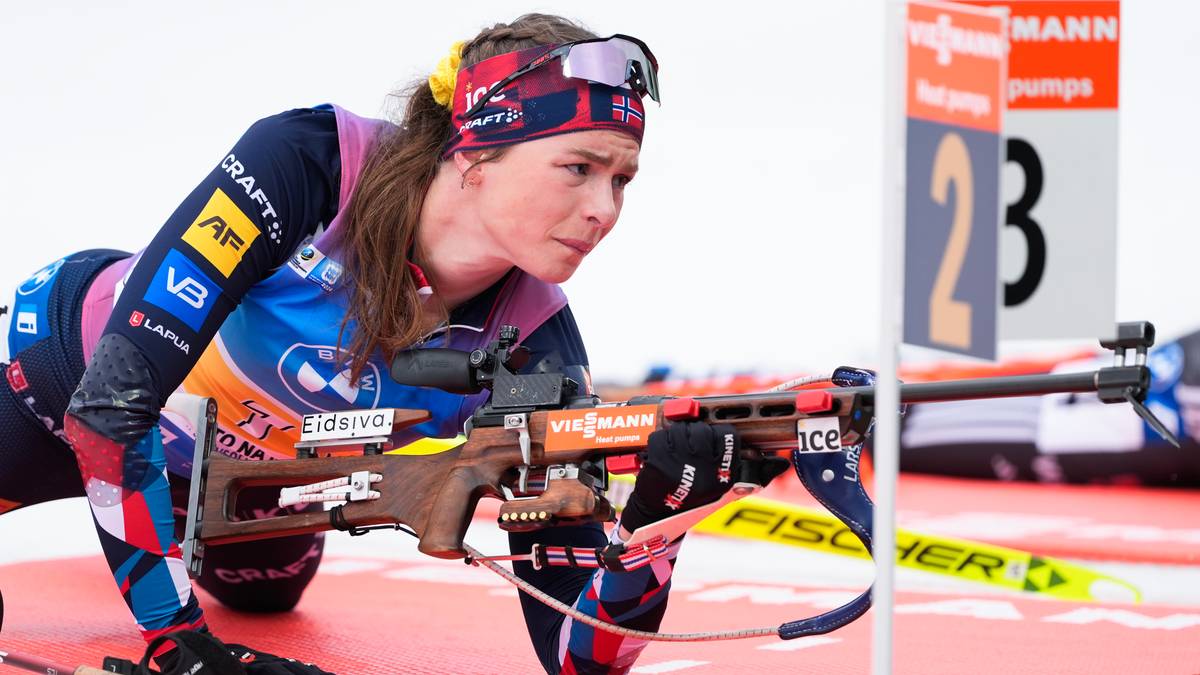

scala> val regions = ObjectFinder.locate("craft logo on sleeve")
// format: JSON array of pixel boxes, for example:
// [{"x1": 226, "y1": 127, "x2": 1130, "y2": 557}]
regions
[
  {"x1": 142, "y1": 248, "x2": 218, "y2": 331},
  {"x1": 544, "y1": 404, "x2": 658, "y2": 452},
  {"x1": 181, "y1": 187, "x2": 261, "y2": 277}
]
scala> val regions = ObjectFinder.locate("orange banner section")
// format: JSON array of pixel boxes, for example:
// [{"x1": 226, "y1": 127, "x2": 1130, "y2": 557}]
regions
[
  {"x1": 969, "y1": 0, "x2": 1119, "y2": 109},
  {"x1": 907, "y1": 1, "x2": 1007, "y2": 132},
  {"x1": 544, "y1": 405, "x2": 658, "y2": 452}
]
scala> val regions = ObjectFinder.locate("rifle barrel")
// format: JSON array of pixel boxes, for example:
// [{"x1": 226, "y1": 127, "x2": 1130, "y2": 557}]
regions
[{"x1": 844, "y1": 371, "x2": 1099, "y2": 405}]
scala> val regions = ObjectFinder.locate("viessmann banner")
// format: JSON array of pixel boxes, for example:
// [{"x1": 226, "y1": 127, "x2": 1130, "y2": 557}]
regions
[
  {"x1": 968, "y1": 1, "x2": 1120, "y2": 340},
  {"x1": 903, "y1": 1, "x2": 1008, "y2": 359}
]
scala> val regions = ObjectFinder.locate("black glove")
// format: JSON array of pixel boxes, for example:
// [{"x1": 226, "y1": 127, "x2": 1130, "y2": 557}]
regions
[
  {"x1": 620, "y1": 421, "x2": 741, "y2": 536},
  {"x1": 131, "y1": 631, "x2": 335, "y2": 675},
  {"x1": 224, "y1": 644, "x2": 336, "y2": 675}
]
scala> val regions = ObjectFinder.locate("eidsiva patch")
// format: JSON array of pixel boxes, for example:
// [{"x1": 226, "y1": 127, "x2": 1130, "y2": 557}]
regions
[
  {"x1": 142, "y1": 248, "x2": 218, "y2": 331},
  {"x1": 181, "y1": 187, "x2": 260, "y2": 277}
]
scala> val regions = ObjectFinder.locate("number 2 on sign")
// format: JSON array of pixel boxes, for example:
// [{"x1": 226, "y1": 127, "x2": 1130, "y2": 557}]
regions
[{"x1": 928, "y1": 132, "x2": 973, "y2": 350}]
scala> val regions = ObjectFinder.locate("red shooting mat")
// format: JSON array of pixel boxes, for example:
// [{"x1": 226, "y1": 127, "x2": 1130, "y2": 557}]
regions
[
  {"x1": 1, "y1": 549, "x2": 1199, "y2": 674},
  {"x1": 758, "y1": 472, "x2": 1200, "y2": 564}
]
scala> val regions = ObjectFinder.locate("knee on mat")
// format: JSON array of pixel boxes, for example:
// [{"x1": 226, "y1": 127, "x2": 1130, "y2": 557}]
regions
[
  {"x1": 202, "y1": 580, "x2": 309, "y2": 613},
  {"x1": 195, "y1": 536, "x2": 325, "y2": 613}
]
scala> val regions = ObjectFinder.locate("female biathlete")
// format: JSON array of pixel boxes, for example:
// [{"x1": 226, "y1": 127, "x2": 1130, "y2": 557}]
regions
[{"x1": 0, "y1": 14, "x2": 741, "y2": 674}]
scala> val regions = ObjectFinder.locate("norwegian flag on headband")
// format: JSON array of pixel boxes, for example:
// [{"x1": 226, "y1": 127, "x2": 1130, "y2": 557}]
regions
[
  {"x1": 443, "y1": 44, "x2": 648, "y2": 158},
  {"x1": 610, "y1": 94, "x2": 644, "y2": 127}
]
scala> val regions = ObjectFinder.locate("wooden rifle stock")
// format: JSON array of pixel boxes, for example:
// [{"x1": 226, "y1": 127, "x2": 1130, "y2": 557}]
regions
[{"x1": 194, "y1": 390, "x2": 867, "y2": 560}]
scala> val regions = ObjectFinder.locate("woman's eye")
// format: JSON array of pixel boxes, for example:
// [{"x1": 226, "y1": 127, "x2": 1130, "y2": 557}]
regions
[
  {"x1": 613, "y1": 175, "x2": 632, "y2": 189},
  {"x1": 566, "y1": 163, "x2": 588, "y2": 176}
]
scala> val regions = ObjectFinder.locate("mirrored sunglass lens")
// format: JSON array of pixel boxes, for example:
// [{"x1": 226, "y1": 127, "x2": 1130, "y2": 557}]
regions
[
  {"x1": 562, "y1": 41, "x2": 630, "y2": 87},
  {"x1": 608, "y1": 38, "x2": 658, "y2": 101},
  {"x1": 563, "y1": 40, "x2": 658, "y2": 102}
]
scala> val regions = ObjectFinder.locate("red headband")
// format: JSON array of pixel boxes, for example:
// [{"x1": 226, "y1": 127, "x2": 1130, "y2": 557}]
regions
[{"x1": 442, "y1": 45, "x2": 646, "y2": 159}]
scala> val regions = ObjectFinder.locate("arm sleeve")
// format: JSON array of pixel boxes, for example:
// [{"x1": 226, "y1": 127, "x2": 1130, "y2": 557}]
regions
[
  {"x1": 508, "y1": 306, "x2": 678, "y2": 674},
  {"x1": 63, "y1": 107, "x2": 340, "y2": 642}
]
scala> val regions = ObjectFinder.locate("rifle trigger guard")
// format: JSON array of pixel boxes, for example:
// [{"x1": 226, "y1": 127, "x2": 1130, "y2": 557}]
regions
[
  {"x1": 782, "y1": 445, "x2": 875, "y2": 639},
  {"x1": 505, "y1": 413, "x2": 532, "y2": 492}
]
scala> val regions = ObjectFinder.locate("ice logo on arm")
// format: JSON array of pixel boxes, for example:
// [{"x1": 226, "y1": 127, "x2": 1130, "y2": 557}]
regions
[{"x1": 277, "y1": 343, "x2": 381, "y2": 412}]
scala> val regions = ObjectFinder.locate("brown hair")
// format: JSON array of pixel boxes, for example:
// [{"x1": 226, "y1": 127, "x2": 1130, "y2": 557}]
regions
[{"x1": 338, "y1": 14, "x2": 598, "y2": 382}]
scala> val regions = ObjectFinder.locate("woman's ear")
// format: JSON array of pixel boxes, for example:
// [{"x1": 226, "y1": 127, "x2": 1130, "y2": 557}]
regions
[
  {"x1": 454, "y1": 150, "x2": 490, "y2": 189},
  {"x1": 451, "y1": 150, "x2": 477, "y2": 177}
]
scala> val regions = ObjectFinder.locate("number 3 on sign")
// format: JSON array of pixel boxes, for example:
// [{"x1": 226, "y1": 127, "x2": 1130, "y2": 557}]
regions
[{"x1": 928, "y1": 132, "x2": 973, "y2": 350}]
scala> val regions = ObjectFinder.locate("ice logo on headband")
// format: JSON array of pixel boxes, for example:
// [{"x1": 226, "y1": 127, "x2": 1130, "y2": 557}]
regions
[{"x1": 463, "y1": 81, "x2": 507, "y2": 110}]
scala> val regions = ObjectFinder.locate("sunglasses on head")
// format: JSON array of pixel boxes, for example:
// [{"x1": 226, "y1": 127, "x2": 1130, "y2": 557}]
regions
[{"x1": 463, "y1": 34, "x2": 660, "y2": 121}]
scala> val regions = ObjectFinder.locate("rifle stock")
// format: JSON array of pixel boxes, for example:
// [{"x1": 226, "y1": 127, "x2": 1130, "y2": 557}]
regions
[
  {"x1": 193, "y1": 392, "x2": 866, "y2": 560},
  {"x1": 418, "y1": 429, "x2": 522, "y2": 557}
]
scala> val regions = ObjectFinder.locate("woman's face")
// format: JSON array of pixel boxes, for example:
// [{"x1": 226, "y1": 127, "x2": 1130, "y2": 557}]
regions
[{"x1": 467, "y1": 130, "x2": 640, "y2": 284}]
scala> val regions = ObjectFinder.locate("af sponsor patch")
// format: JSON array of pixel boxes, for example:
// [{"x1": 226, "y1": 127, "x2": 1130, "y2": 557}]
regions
[
  {"x1": 142, "y1": 249, "x2": 218, "y2": 331},
  {"x1": 544, "y1": 405, "x2": 658, "y2": 452},
  {"x1": 181, "y1": 187, "x2": 260, "y2": 277}
]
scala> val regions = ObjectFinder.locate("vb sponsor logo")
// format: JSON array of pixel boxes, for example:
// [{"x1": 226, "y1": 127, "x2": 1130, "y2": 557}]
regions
[{"x1": 143, "y1": 249, "x2": 217, "y2": 331}]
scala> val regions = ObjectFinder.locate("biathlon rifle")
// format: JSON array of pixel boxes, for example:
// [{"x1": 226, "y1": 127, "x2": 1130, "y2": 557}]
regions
[{"x1": 181, "y1": 320, "x2": 1176, "y2": 640}]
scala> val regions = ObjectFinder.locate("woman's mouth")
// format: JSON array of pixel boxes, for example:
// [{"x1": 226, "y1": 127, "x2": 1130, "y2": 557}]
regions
[{"x1": 556, "y1": 238, "x2": 594, "y2": 255}]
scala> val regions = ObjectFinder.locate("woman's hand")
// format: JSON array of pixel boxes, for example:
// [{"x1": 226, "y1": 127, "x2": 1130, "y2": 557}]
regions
[
  {"x1": 618, "y1": 421, "x2": 741, "y2": 540},
  {"x1": 141, "y1": 630, "x2": 336, "y2": 674}
]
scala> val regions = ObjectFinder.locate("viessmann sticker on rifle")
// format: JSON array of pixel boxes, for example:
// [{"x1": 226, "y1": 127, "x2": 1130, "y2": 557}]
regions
[
  {"x1": 544, "y1": 405, "x2": 658, "y2": 452},
  {"x1": 300, "y1": 408, "x2": 395, "y2": 442}
]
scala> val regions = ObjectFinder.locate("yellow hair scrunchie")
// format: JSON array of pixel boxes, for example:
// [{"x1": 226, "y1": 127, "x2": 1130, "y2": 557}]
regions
[{"x1": 429, "y1": 40, "x2": 465, "y2": 110}]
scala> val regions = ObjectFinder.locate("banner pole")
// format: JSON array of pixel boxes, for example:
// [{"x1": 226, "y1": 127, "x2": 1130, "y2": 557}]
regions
[{"x1": 874, "y1": 1, "x2": 906, "y2": 673}]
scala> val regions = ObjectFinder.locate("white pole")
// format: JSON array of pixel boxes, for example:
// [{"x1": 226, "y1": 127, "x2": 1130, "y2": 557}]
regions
[{"x1": 873, "y1": 1, "x2": 906, "y2": 674}]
